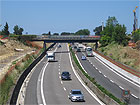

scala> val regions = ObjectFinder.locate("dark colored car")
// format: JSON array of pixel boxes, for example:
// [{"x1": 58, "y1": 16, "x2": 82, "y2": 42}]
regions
[
  {"x1": 76, "y1": 48, "x2": 81, "y2": 52},
  {"x1": 74, "y1": 46, "x2": 77, "y2": 49},
  {"x1": 61, "y1": 71, "x2": 71, "y2": 80}
]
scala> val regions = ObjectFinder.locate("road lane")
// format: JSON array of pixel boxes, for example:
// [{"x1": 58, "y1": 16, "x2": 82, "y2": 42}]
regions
[
  {"x1": 88, "y1": 55, "x2": 140, "y2": 97},
  {"x1": 76, "y1": 50, "x2": 140, "y2": 104},
  {"x1": 25, "y1": 43, "x2": 103, "y2": 105}
]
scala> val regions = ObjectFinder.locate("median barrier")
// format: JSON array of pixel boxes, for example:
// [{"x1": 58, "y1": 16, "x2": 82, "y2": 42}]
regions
[
  {"x1": 10, "y1": 43, "x2": 55, "y2": 105},
  {"x1": 70, "y1": 52, "x2": 120, "y2": 105}
]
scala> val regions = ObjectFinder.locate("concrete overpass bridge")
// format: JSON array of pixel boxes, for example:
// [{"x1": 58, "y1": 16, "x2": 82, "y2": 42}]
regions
[{"x1": 31, "y1": 35, "x2": 100, "y2": 50}]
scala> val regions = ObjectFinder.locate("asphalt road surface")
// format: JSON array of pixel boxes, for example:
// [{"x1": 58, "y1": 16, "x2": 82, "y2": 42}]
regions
[
  {"x1": 75, "y1": 47, "x2": 140, "y2": 105},
  {"x1": 25, "y1": 43, "x2": 103, "y2": 105}
]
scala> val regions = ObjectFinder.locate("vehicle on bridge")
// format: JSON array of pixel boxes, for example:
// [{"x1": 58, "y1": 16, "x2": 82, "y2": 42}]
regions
[{"x1": 47, "y1": 51, "x2": 55, "y2": 62}]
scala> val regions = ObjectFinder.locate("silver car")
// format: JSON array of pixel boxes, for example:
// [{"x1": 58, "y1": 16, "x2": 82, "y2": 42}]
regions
[{"x1": 69, "y1": 89, "x2": 84, "y2": 102}]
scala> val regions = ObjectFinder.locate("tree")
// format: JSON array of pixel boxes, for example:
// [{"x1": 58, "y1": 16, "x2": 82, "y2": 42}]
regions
[
  {"x1": 19, "y1": 28, "x2": 24, "y2": 35},
  {"x1": 132, "y1": 29, "x2": 140, "y2": 43},
  {"x1": 48, "y1": 31, "x2": 51, "y2": 35},
  {"x1": 13, "y1": 25, "x2": 19, "y2": 35},
  {"x1": 99, "y1": 35, "x2": 111, "y2": 47},
  {"x1": 13, "y1": 25, "x2": 24, "y2": 35},
  {"x1": 100, "y1": 16, "x2": 128, "y2": 46},
  {"x1": 106, "y1": 16, "x2": 118, "y2": 27},
  {"x1": 75, "y1": 29, "x2": 90, "y2": 35},
  {"x1": 112, "y1": 24, "x2": 128, "y2": 45},
  {"x1": 61, "y1": 32, "x2": 71, "y2": 35},
  {"x1": 93, "y1": 26, "x2": 104, "y2": 36},
  {"x1": 1, "y1": 22, "x2": 10, "y2": 36},
  {"x1": 53, "y1": 33, "x2": 59, "y2": 35}
]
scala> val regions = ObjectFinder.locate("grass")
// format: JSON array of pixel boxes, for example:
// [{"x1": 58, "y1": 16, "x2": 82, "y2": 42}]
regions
[
  {"x1": 0, "y1": 49, "x2": 42, "y2": 105},
  {"x1": 69, "y1": 46, "x2": 126, "y2": 105},
  {"x1": 98, "y1": 43, "x2": 140, "y2": 72}
]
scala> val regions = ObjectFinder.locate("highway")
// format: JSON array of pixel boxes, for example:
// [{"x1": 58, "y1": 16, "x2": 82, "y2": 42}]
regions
[
  {"x1": 25, "y1": 43, "x2": 103, "y2": 105},
  {"x1": 75, "y1": 47, "x2": 140, "y2": 105}
]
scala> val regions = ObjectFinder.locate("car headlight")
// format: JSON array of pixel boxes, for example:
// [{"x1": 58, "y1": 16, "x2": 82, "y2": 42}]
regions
[{"x1": 72, "y1": 96, "x2": 76, "y2": 99}]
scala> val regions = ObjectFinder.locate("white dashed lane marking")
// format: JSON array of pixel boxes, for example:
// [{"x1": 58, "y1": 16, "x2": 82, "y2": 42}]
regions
[
  {"x1": 110, "y1": 80, "x2": 114, "y2": 83},
  {"x1": 99, "y1": 71, "x2": 102, "y2": 73},
  {"x1": 119, "y1": 86, "x2": 124, "y2": 90},
  {"x1": 59, "y1": 76, "x2": 61, "y2": 79},
  {"x1": 61, "y1": 81, "x2": 63, "y2": 84},
  {"x1": 63, "y1": 87, "x2": 66, "y2": 91},
  {"x1": 104, "y1": 75, "x2": 107, "y2": 77}
]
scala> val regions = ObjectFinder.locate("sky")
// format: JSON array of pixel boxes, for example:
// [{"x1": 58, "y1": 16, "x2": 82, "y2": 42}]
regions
[{"x1": 0, "y1": 0, "x2": 139, "y2": 35}]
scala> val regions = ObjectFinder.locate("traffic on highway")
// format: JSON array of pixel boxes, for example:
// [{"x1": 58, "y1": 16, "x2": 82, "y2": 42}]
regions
[{"x1": 24, "y1": 43, "x2": 104, "y2": 105}]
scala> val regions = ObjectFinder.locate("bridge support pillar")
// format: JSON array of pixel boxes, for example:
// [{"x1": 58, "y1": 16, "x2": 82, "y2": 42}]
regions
[
  {"x1": 43, "y1": 41, "x2": 46, "y2": 50},
  {"x1": 95, "y1": 41, "x2": 98, "y2": 50}
]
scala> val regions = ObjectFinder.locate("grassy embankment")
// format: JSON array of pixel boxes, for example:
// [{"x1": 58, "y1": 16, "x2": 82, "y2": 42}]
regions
[
  {"x1": 88, "y1": 43, "x2": 140, "y2": 72},
  {"x1": 0, "y1": 46, "x2": 43, "y2": 105},
  {"x1": 69, "y1": 46, "x2": 125, "y2": 105}
]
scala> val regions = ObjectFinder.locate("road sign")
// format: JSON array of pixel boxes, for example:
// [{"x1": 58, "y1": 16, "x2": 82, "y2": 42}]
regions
[{"x1": 122, "y1": 90, "x2": 130, "y2": 104}]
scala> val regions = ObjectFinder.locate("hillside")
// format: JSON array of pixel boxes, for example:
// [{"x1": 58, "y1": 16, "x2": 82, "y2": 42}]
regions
[
  {"x1": 0, "y1": 38, "x2": 46, "y2": 81},
  {"x1": 98, "y1": 43, "x2": 140, "y2": 71}
]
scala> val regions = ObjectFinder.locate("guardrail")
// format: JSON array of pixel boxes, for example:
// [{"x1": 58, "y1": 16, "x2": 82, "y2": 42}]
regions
[
  {"x1": 10, "y1": 43, "x2": 55, "y2": 105},
  {"x1": 34, "y1": 35, "x2": 100, "y2": 41}
]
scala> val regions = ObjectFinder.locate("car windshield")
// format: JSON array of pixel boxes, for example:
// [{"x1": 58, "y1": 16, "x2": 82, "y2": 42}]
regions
[
  {"x1": 62, "y1": 72, "x2": 69, "y2": 75},
  {"x1": 72, "y1": 91, "x2": 82, "y2": 94},
  {"x1": 48, "y1": 56, "x2": 54, "y2": 58},
  {"x1": 87, "y1": 48, "x2": 92, "y2": 51}
]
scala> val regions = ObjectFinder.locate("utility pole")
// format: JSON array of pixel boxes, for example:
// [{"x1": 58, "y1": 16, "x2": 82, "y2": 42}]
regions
[{"x1": 102, "y1": 21, "x2": 104, "y2": 31}]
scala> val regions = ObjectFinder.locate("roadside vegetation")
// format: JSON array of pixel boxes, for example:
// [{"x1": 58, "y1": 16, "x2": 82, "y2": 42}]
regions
[
  {"x1": 0, "y1": 33, "x2": 45, "y2": 104},
  {"x1": 98, "y1": 42, "x2": 140, "y2": 71},
  {"x1": 92, "y1": 16, "x2": 140, "y2": 71},
  {"x1": 69, "y1": 46, "x2": 125, "y2": 105},
  {"x1": 0, "y1": 53, "x2": 38, "y2": 104}
]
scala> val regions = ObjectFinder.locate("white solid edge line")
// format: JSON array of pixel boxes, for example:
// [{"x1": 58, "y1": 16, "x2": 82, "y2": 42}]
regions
[
  {"x1": 67, "y1": 44, "x2": 105, "y2": 105},
  {"x1": 119, "y1": 86, "x2": 124, "y2": 90},
  {"x1": 75, "y1": 54, "x2": 88, "y2": 74},
  {"x1": 104, "y1": 75, "x2": 107, "y2": 78},
  {"x1": 41, "y1": 62, "x2": 48, "y2": 105},
  {"x1": 131, "y1": 94, "x2": 139, "y2": 99},
  {"x1": 94, "y1": 56, "x2": 140, "y2": 88},
  {"x1": 99, "y1": 71, "x2": 102, "y2": 73},
  {"x1": 41, "y1": 44, "x2": 58, "y2": 105},
  {"x1": 110, "y1": 80, "x2": 114, "y2": 83}
]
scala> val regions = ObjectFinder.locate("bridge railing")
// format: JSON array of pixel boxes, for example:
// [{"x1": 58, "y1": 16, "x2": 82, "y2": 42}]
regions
[{"x1": 36, "y1": 35, "x2": 100, "y2": 40}]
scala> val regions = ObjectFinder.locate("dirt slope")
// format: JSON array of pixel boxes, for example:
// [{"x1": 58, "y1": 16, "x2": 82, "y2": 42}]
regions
[{"x1": 98, "y1": 43, "x2": 140, "y2": 71}]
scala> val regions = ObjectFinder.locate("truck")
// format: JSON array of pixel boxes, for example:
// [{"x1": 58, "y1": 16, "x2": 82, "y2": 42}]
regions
[
  {"x1": 47, "y1": 51, "x2": 55, "y2": 62},
  {"x1": 85, "y1": 47, "x2": 94, "y2": 57}
]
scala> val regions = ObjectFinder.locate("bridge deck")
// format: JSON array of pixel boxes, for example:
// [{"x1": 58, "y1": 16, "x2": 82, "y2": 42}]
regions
[{"x1": 31, "y1": 36, "x2": 100, "y2": 43}]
